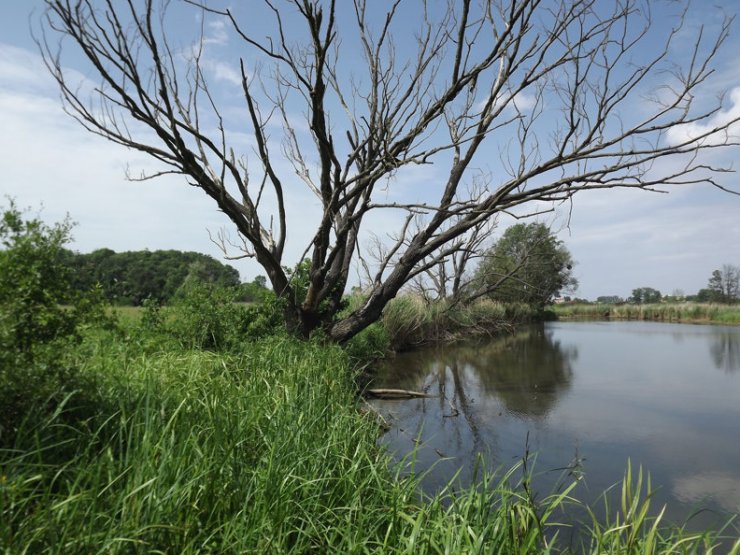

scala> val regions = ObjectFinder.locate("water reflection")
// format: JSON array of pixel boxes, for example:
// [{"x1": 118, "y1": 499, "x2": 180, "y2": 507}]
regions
[
  {"x1": 371, "y1": 321, "x2": 740, "y2": 541},
  {"x1": 374, "y1": 324, "x2": 578, "y2": 419},
  {"x1": 673, "y1": 472, "x2": 740, "y2": 513},
  {"x1": 710, "y1": 330, "x2": 740, "y2": 373},
  {"x1": 458, "y1": 326, "x2": 577, "y2": 417}
]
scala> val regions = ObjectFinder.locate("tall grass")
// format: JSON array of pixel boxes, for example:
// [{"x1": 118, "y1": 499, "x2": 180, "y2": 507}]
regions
[
  {"x1": 553, "y1": 303, "x2": 740, "y2": 325},
  {"x1": 2, "y1": 327, "x2": 737, "y2": 553},
  {"x1": 366, "y1": 295, "x2": 539, "y2": 351}
]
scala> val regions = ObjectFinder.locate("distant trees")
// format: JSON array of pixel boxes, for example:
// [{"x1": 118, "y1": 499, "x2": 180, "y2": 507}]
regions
[
  {"x1": 705, "y1": 265, "x2": 740, "y2": 304},
  {"x1": 473, "y1": 223, "x2": 577, "y2": 309},
  {"x1": 596, "y1": 296, "x2": 624, "y2": 304},
  {"x1": 629, "y1": 287, "x2": 662, "y2": 305},
  {"x1": 63, "y1": 249, "x2": 241, "y2": 305}
]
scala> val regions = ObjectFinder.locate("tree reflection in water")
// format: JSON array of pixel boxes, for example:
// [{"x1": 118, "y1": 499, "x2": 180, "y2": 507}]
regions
[
  {"x1": 376, "y1": 326, "x2": 577, "y2": 414},
  {"x1": 372, "y1": 324, "x2": 579, "y2": 463},
  {"x1": 710, "y1": 330, "x2": 740, "y2": 374},
  {"x1": 448, "y1": 325, "x2": 578, "y2": 418}
]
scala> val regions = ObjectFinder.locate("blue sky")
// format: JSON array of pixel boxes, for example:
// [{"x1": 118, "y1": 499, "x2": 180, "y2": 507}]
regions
[{"x1": 2, "y1": 1, "x2": 740, "y2": 300}]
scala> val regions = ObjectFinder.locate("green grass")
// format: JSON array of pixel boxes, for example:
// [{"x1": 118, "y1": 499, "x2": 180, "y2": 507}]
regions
[
  {"x1": 552, "y1": 302, "x2": 740, "y2": 325},
  {"x1": 349, "y1": 295, "x2": 539, "y2": 352},
  {"x1": 2, "y1": 320, "x2": 738, "y2": 553},
  {"x1": 108, "y1": 305, "x2": 143, "y2": 324}
]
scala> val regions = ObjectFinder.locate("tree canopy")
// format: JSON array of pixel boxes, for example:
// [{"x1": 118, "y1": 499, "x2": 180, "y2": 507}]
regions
[
  {"x1": 705, "y1": 265, "x2": 740, "y2": 304},
  {"x1": 628, "y1": 287, "x2": 662, "y2": 305},
  {"x1": 61, "y1": 249, "x2": 241, "y2": 305},
  {"x1": 474, "y1": 223, "x2": 577, "y2": 308},
  {"x1": 40, "y1": 0, "x2": 740, "y2": 341}
]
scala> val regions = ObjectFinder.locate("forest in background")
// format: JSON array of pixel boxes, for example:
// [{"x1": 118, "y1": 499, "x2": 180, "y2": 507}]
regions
[{"x1": 60, "y1": 248, "x2": 267, "y2": 305}]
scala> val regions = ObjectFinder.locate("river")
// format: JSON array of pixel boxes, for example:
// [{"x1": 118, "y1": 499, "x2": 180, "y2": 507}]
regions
[{"x1": 369, "y1": 321, "x2": 740, "y2": 542}]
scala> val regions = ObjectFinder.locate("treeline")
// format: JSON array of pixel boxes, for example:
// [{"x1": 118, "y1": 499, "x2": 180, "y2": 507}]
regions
[
  {"x1": 60, "y1": 248, "x2": 267, "y2": 305},
  {"x1": 591, "y1": 265, "x2": 740, "y2": 306}
]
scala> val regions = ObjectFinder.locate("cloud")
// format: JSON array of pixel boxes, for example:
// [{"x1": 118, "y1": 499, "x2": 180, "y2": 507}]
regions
[
  {"x1": 673, "y1": 472, "x2": 740, "y2": 513},
  {"x1": 666, "y1": 87, "x2": 740, "y2": 147},
  {"x1": 0, "y1": 42, "x2": 324, "y2": 281},
  {"x1": 207, "y1": 60, "x2": 242, "y2": 85},
  {"x1": 0, "y1": 44, "x2": 50, "y2": 91},
  {"x1": 204, "y1": 20, "x2": 229, "y2": 46}
]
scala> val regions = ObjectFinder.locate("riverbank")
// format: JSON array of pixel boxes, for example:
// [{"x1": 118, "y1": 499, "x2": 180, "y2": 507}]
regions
[
  {"x1": 345, "y1": 295, "x2": 542, "y2": 359},
  {"x1": 551, "y1": 302, "x2": 740, "y2": 325}
]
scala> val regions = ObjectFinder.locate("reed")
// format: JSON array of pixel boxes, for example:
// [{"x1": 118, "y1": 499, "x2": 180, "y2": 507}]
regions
[
  {"x1": 553, "y1": 302, "x2": 740, "y2": 325},
  {"x1": 369, "y1": 295, "x2": 539, "y2": 351}
]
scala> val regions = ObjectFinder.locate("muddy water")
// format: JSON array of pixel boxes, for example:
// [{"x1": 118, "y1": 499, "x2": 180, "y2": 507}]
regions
[{"x1": 370, "y1": 321, "x2": 740, "y2": 539}]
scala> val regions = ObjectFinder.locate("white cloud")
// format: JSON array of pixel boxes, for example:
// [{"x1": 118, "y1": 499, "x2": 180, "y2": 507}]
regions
[
  {"x1": 204, "y1": 20, "x2": 229, "y2": 46},
  {"x1": 0, "y1": 44, "x2": 50, "y2": 91},
  {"x1": 673, "y1": 472, "x2": 740, "y2": 513},
  {"x1": 666, "y1": 87, "x2": 740, "y2": 147},
  {"x1": 209, "y1": 60, "x2": 241, "y2": 85},
  {"x1": 0, "y1": 42, "x2": 322, "y2": 280}
]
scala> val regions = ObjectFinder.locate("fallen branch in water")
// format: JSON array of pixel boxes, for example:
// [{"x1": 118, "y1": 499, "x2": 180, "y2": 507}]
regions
[{"x1": 366, "y1": 388, "x2": 436, "y2": 399}]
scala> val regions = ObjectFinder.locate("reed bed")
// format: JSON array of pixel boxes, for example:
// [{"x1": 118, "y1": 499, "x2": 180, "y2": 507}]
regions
[
  {"x1": 374, "y1": 296, "x2": 539, "y2": 351},
  {"x1": 553, "y1": 303, "x2": 740, "y2": 325}
]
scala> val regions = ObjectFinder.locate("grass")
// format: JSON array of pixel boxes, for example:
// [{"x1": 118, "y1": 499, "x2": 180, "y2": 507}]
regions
[
  {"x1": 552, "y1": 302, "x2": 740, "y2": 325},
  {"x1": 356, "y1": 295, "x2": 539, "y2": 352}
]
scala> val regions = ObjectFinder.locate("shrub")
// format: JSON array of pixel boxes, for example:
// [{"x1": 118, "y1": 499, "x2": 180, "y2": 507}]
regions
[
  {"x1": 164, "y1": 281, "x2": 285, "y2": 350},
  {"x1": 0, "y1": 200, "x2": 108, "y2": 445}
]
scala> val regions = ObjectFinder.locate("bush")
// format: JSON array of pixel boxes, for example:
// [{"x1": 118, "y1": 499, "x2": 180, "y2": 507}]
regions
[
  {"x1": 164, "y1": 281, "x2": 285, "y2": 350},
  {"x1": 0, "y1": 200, "x2": 109, "y2": 445}
]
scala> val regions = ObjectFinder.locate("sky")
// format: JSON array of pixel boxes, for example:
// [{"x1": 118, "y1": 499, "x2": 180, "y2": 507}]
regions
[{"x1": 2, "y1": 1, "x2": 740, "y2": 301}]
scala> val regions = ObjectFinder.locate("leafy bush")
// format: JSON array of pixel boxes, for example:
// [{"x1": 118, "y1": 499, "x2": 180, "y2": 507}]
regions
[
  {"x1": 164, "y1": 281, "x2": 285, "y2": 350},
  {"x1": 0, "y1": 200, "x2": 109, "y2": 445}
]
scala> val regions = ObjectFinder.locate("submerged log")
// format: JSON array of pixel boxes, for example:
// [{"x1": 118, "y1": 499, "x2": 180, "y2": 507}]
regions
[{"x1": 365, "y1": 388, "x2": 436, "y2": 399}]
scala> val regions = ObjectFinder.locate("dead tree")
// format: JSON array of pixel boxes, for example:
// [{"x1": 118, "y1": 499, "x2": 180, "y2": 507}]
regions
[{"x1": 40, "y1": 0, "x2": 739, "y2": 342}]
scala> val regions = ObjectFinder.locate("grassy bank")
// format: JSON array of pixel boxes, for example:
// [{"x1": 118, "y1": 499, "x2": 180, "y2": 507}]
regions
[
  {"x1": 2, "y1": 319, "x2": 738, "y2": 553},
  {"x1": 345, "y1": 295, "x2": 541, "y2": 357},
  {"x1": 552, "y1": 302, "x2": 740, "y2": 325}
]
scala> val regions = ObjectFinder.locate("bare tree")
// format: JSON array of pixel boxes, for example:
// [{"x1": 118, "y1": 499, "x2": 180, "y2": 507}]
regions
[{"x1": 40, "y1": 0, "x2": 739, "y2": 342}]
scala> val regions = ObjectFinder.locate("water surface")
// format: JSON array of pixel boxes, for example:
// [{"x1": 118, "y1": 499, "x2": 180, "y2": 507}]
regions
[{"x1": 370, "y1": 321, "x2": 740, "y2": 536}]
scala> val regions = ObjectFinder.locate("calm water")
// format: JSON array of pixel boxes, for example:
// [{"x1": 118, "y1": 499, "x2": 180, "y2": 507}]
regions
[{"x1": 370, "y1": 321, "x2": 740, "y2": 538}]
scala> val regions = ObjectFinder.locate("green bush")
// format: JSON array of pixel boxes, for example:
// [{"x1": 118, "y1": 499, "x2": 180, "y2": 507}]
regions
[
  {"x1": 163, "y1": 281, "x2": 285, "y2": 351},
  {"x1": 0, "y1": 200, "x2": 109, "y2": 446}
]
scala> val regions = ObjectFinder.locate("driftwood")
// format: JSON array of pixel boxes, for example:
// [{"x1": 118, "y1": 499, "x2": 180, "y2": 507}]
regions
[{"x1": 366, "y1": 388, "x2": 436, "y2": 399}]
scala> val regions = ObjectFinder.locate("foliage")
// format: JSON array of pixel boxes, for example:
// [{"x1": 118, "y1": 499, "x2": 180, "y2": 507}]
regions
[
  {"x1": 349, "y1": 294, "x2": 539, "y2": 352},
  {"x1": 0, "y1": 200, "x2": 108, "y2": 445},
  {"x1": 474, "y1": 223, "x2": 577, "y2": 309},
  {"x1": 629, "y1": 287, "x2": 662, "y2": 305},
  {"x1": 1, "y1": 201, "x2": 76, "y2": 359},
  {"x1": 552, "y1": 302, "x2": 740, "y2": 325},
  {"x1": 62, "y1": 248, "x2": 241, "y2": 305},
  {"x1": 596, "y1": 295, "x2": 624, "y2": 304},
  {"x1": 706, "y1": 265, "x2": 740, "y2": 304},
  {"x1": 238, "y1": 275, "x2": 270, "y2": 303},
  {"x1": 163, "y1": 281, "x2": 284, "y2": 350}
]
